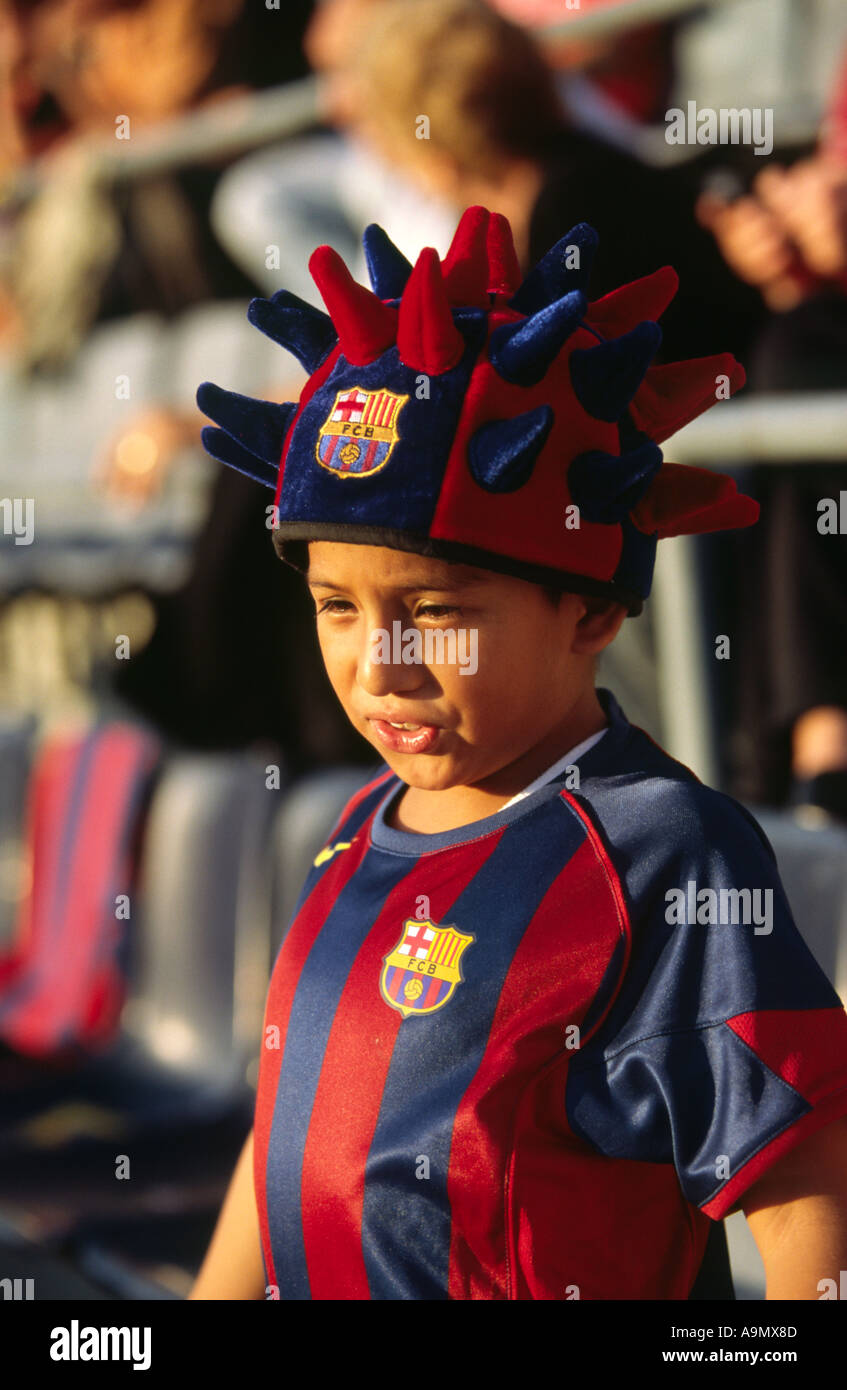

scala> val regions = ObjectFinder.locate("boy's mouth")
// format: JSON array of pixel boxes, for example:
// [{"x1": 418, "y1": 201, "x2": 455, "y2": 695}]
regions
[{"x1": 367, "y1": 718, "x2": 440, "y2": 754}]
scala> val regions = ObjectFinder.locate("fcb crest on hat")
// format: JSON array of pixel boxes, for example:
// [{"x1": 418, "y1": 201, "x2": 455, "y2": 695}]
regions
[
  {"x1": 317, "y1": 386, "x2": 409, "y2": 477},
  {"x1": 197, "y1": 205, "x2": 758, "y2": 614}
]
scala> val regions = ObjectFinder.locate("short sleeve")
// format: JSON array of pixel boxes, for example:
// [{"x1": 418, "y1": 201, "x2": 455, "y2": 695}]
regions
[{"x1": 565, "y1": 789, "x2": 847, "y2": 1219}]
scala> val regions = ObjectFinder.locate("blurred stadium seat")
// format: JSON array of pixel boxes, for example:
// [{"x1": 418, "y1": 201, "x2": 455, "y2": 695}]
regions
[
  {"x1": 0, "y1": 740, "x2": 280, "y2": 1296},
  {"x1": 0, "y1": 745, "x2": 379, "y2": 1296},
  {"x1": 0, "y1": 302, "x2": 285, "y2": 597},
  {"x1": 753, "y1": 810, "x2": 847, "y2": 1003},
  {"x1": 0, "y1": 1212, "x2": 116, "y2": 1301},
  {"x1": 127, "y1": 749, "x2": 281, "y2": 1095},
  {"x1": 0, "y1": 712, "x2": 37, "y2": 954}
]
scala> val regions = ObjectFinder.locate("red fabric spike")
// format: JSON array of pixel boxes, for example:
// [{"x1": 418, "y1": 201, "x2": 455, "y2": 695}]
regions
[
  {"x1": 486, "y1": 213, "x2": 523, "y2": 296},
  {"x1": 629, "y1": 354, "x2": 746, "y2": 443},
  {"x1": 397, "y1": 247, "x2": 465, "y2": 374},
  {"x1": 309, "y1": 244, "x2": 397, "y2": 365},
  {"x1": 630, "y1": 463, "x2": 759, "y2": 538},
  {"x1": 442, "y1": 205, "x2": 491, "y2": 306},
  {"x1": 586, "y1": 266, "x2": 679, "y2": 336}
]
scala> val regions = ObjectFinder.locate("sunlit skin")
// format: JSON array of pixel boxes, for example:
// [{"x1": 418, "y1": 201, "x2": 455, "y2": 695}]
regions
[{"x1": 305, "y1": 540, "x2": 626, "y2": 834}]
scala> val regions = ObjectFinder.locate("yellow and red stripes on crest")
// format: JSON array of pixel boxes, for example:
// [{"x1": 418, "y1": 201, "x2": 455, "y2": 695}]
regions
[
  {"x1": 361, "y1": 390, "x2": 401, "y2": 429},
  {"x1": 427, "y1": 926, "x2": 465, "y2": 969}
]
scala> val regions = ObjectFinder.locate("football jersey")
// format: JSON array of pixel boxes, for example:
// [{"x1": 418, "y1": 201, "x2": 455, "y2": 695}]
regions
[{"x1": 253, "y1": 688, "x2": 847, "y2": 1299}]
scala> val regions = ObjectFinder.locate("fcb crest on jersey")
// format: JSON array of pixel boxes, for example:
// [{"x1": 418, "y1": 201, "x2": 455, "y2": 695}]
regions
[
  {"x1": 316, "y1": 386, "x2": 409, "y2": 478},
  {"x1": 380, "y1": 918, "x2": 474, "y2": 1019}
]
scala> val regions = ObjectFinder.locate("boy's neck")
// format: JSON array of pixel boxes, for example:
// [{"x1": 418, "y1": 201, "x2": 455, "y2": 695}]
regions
[{"x1": 388, "y1": 687, "x2": 608, "y2": 834}]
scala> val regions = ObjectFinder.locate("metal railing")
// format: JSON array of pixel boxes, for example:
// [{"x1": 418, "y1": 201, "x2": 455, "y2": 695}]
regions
[
  {"x1": 540, "y1": 0, "x2": 736, "y2": 39},
  {"x1": 653, "y1": 392, "x2": 847, "y2": 784},
  {"x1": 1, "y1": 76, "x2": 322, "y2": 206}
]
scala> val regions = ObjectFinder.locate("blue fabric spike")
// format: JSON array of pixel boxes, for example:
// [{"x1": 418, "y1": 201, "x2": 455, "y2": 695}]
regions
[
  {"x1": 489, "y1": 289, "x2": 586, "y2": 386},
  {"x1": 568, "y1": 441, "x2": 663, "y2": 524},
  {"x1": 569, "y1": 321, "x2": 662, "y2": 423},
  {"x1": 247, "y1": 290, "x2": 337, "y2": 372},
  {"x1": 508, "y1": 223, "x2": 598, "y2": 315},
  {"x1": 468, "y1": 405, "x2": 554, "y2": 492},
  {"x1": 196, "y1": 383, "x2": 297, "y2": 464},
  {"x1": 362, "y1": 224, "x2": 414, "y2": 299},
  {"x1": 200, "y1": 426, "x2": 280, "y2": 492}
]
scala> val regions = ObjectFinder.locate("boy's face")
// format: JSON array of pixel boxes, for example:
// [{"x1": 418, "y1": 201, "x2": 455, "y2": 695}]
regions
[{"x1": 306, "y1": 541, "x2": 623, "y2": 794}]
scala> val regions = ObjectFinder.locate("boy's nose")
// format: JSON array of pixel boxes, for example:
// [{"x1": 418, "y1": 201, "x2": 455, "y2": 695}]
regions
[{"x1": 357, "y1": 621, "x2": 426, "y2": 697}]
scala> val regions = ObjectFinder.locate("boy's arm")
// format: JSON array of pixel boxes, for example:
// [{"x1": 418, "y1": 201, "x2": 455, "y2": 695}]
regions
[
  {"x1": 740, "y1": 1114, "x2": 847, "y2": 1299},
  {"x1": 187, "y1": 1128, "x2": 267, "y2": 1300}
]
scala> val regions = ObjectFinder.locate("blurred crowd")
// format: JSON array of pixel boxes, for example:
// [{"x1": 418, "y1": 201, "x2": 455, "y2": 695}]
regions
[{"x1": 1, "y1": 0, "x2": 847, "y2": 807}]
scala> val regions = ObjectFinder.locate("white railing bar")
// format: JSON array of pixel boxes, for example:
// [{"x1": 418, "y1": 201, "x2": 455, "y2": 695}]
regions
[
  {"x1": 654, "y1": 391, "x2": 847, "y2": 785},
  {"x1": 540, "y1": 0, "x2": 736, "y2": 40},
  {"x1": 664, "y1": 393, "x2": 847, "y2": 464},
  {"x1": 2, "y1": 77, "x2": 321, "y2": 204}
]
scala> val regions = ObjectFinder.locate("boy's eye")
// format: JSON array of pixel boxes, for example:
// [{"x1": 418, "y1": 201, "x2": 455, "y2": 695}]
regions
[
  {"x1": 315, "y1": 599, "x2": 461, "y2": 618},
  {"x1": 316, "y1": 598, "x2": 353, "y2": 614},
  {"x1": 416, "y1": 604, "x2": 461, "y2": 619}
]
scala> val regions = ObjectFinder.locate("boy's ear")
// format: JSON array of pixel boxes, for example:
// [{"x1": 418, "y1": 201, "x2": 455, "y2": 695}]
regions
[{"x1": 571, "y1": 596, "x2": 627, "y2": 655}]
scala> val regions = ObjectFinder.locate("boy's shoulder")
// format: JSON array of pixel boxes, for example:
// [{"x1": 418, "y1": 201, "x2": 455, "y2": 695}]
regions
[
  {"x1": 567, "y1": 696, "x2": 777, "y2": 879},
  {"x1": 583, "y1": 753, "x2": 774, "y2": 855}
]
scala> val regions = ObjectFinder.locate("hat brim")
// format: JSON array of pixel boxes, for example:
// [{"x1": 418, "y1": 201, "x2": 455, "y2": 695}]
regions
[{"x1": 272, "y1": 523, "x2": 643, "y2": 616}]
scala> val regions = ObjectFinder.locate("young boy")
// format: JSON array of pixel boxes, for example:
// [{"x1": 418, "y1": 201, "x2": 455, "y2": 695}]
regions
[{"x1": 189, "y1": 207, "x2": 847, "y2": 1300}]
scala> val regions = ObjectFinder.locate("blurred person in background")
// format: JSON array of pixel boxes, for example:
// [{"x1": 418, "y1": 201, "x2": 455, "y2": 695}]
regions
[
  {"x1": 481, "y1": 0, "x2": 680, "y2": 152},
  {"x1": 697, "y1": 49, "x2": 847, "y2": 819},
  {"x1": 0, "y1": 0, "x2": 313, "y2": 358},
  {"x1": 216, "y1": 0, "x2": 783, "y2": 369},
  {"x1": 336, "y1": 0, "x2": 765, "y2": 364},
  {"x1": 0, "y1": 0, "x2": 378, "y2": 770},
  {"x1": 209, "y1": 0, "x2": 460, "y2": 305}
]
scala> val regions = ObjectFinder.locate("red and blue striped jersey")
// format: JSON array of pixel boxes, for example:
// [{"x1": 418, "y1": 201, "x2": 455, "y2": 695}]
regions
[{"x1": 254, "y1": 689, "x2": 847, "y2": 1299}]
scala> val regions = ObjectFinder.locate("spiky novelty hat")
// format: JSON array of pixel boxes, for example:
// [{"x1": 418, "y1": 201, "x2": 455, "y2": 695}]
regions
[{"x1": 197, "y1": 205, "x2": 758, "y2": 615}]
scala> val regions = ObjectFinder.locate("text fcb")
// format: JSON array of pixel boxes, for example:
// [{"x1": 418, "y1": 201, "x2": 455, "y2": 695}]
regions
[
  {"x1": 380, "y1": 918, "x2": 474, "y2": 1018},
  {"x1": 316, "y1": 386, "x2": 409, "y2": 477}
]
